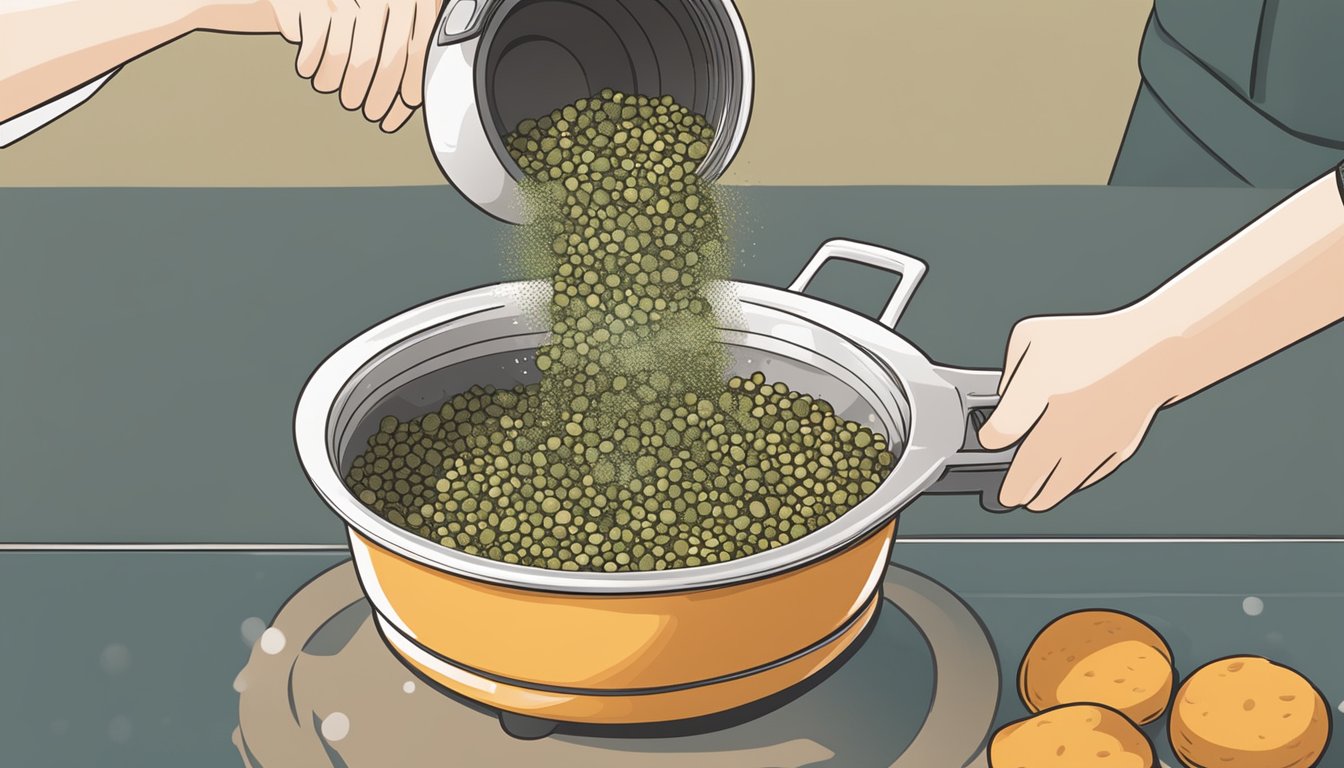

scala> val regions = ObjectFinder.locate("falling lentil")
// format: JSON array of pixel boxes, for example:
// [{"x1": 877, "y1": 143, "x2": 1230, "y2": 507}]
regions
[{"x1": 344, "y1": 91, "x2": 896, "y2": 571}]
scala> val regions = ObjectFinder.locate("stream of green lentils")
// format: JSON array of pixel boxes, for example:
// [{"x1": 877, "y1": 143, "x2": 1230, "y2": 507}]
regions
[{"x1": 344, "y1": 91, "x2": 896, "y2": 572}]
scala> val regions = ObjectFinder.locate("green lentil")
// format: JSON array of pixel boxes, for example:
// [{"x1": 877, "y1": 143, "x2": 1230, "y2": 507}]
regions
[
  {"x1": 343, "y1": 91, "x2": 896, "y2": 572},
  {"x1": 346, "y1": 374, "x2": 893, "y2": 571}
]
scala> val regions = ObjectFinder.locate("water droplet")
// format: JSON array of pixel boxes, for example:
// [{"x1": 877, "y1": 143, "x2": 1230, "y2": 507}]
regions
[
  {"x1": 321, "y1": 712, "x2": 350, "y2": 742},
  {"x1": 1242, "y1": 596, "x2": 1264, "y2": 616},
  {"x1": 259, "y1": 627, "x2": 286, "y2": 655},
  {"x1": 240, "y1": 617, "x2": 266, "y2": 646},
  {"x1": 108, "y1": 715, "x2": 133, "y2": 744},
  {"x1": 402, "y1": 681, "x2": 416, "y2": 694},
  {"x1": 100, "y1": 644, "x2": 130, "y2": 675}
]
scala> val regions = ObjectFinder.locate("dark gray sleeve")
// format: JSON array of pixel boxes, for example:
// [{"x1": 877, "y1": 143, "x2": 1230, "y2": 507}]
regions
[{"x1": 1337, "y1": 159, "x2": 1344, "y2": 204}]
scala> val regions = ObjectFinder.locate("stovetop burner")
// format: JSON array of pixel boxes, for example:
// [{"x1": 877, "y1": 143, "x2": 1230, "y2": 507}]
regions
[{"x1": 233, "y1": 562, "x2": 999, "y2": 767}]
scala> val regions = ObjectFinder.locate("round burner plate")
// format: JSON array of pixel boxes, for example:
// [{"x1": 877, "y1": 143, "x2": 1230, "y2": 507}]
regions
[{"x1": 234, "y1": 562, "x2": 998, "y2": 767}]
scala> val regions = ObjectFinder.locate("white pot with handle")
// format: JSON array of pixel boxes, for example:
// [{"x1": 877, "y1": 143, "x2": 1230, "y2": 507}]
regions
[{"x1": 422, "y1": 0, "x2": 753, "y2": 222}]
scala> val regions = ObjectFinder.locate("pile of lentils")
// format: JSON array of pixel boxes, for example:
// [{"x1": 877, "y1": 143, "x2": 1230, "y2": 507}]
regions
[{"x1": 344, "y1": 91, "x2": 896, "y2": 572}]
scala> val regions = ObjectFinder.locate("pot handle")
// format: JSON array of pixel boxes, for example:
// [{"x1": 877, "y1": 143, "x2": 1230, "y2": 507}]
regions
[
  {"x1": 436, "y1": 0, "x2": 501, "y2": 45},
  {"x1": 787, "y1": 239, "x2": 928, "y2": 329},
  {"x1": 928, "y1": 365, "x2": 1017, "y2": 513}
]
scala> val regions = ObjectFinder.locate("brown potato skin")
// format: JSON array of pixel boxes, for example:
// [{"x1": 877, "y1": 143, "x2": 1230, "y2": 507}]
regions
[
  {"x1": 1169, "y1": 656, "x2": 1332, "y2": 768},
  {"x1": 1018, "y1": 609, "x2": 1175, "y2": 725},
  {"x1": 989, "y1": 703, "x2": 1156, "y2": 768}
]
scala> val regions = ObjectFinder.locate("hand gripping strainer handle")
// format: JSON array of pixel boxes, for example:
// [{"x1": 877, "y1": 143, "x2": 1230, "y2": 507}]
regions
[{"x1": 788, "y1": 239, "x2": 1016, "y2": 512}]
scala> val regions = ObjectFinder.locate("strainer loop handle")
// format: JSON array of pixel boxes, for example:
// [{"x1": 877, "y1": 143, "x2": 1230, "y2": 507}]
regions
[{"x1": 787, "y1": 239, "x2": 928, "y2": 330}]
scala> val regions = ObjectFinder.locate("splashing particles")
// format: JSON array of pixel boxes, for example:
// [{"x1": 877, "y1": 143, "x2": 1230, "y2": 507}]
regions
[
  {"x1": 108, "y1": 715, "x2": 133, "y2": 744},
  {"x1": 99, "y1": 644, "x2": 130, "y2": 675},
  {"x1": 241, "y1": 617, "x2": 267, "y2": 646},
  {"x1": 321, "y1": 712, "x2": 350, "y2": 742},
  {"x1": 259, "y1": 627, "x2": 286, "y2": 655}
]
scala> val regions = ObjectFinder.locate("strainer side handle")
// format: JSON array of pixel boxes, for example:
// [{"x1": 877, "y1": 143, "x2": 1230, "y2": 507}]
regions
[
  {"x1": 787, "y1": 239, "x2": 928, "y2": 329},
  {"x1": 928, "y1": 365, "x2": 1016, "y2": 513}
]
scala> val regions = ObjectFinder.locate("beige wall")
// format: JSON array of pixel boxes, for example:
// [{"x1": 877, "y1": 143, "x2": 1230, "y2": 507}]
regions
[{"x1": 0, "y1": 0, "x2": 1152, "y2": 187}]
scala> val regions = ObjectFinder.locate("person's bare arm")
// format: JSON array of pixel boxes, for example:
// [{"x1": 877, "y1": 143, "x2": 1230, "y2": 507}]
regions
[
  {"x1": 979, "y1": 170, "x2": 1344, "y2": 511},
  {"x1": 0, "y1": 0, "x2": 436, "y2": 130},
  {"x1": 1135, "y1": 171, "x2": 1344, "y2": 404},
  {"x1": 0, "y1": 0, "x2": 254, "y2": 122}
]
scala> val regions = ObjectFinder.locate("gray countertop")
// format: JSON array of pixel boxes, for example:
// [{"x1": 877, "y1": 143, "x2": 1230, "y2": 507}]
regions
[
  {"x1": 2, "y1": 184, "x2": 1341, "y2": 766},
  {"x1": 2, "y1": 185, "x2": 1340, "y2": 542}
]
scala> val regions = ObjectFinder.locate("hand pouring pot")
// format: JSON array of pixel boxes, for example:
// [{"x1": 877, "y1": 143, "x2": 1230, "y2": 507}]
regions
[{"x1": 294, "y1": 239, "x2": 1014, "y2": 725}]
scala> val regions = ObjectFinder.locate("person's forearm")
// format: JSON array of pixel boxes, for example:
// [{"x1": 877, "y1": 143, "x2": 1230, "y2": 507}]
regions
[
  {"x1": 1129, "y1": 171, "x2": 1344, "y2": 405},
  {"x1": 0, "y1": 0, "x2": 276, "y2": 122}
]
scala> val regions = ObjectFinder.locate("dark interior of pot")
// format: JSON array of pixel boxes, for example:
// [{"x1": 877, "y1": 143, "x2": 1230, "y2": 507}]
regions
[
  {"x1": 476, "y1": 0, "x2": 748, "y2": 182},
  {"x1": 334, "y1": 333, "x2": 907, "y2": 478}
]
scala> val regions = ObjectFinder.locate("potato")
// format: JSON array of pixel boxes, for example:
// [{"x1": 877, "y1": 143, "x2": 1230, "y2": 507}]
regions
[
  {"x1": 1018, "y1": 609, "x2": 1175, "y2": 725},
  {"x1": 990, "y1": 703, "x2": 1155, "y2": 768},
  {"x1": 1169, "y1": 656, "x2": 1330, "y2": 768}
]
